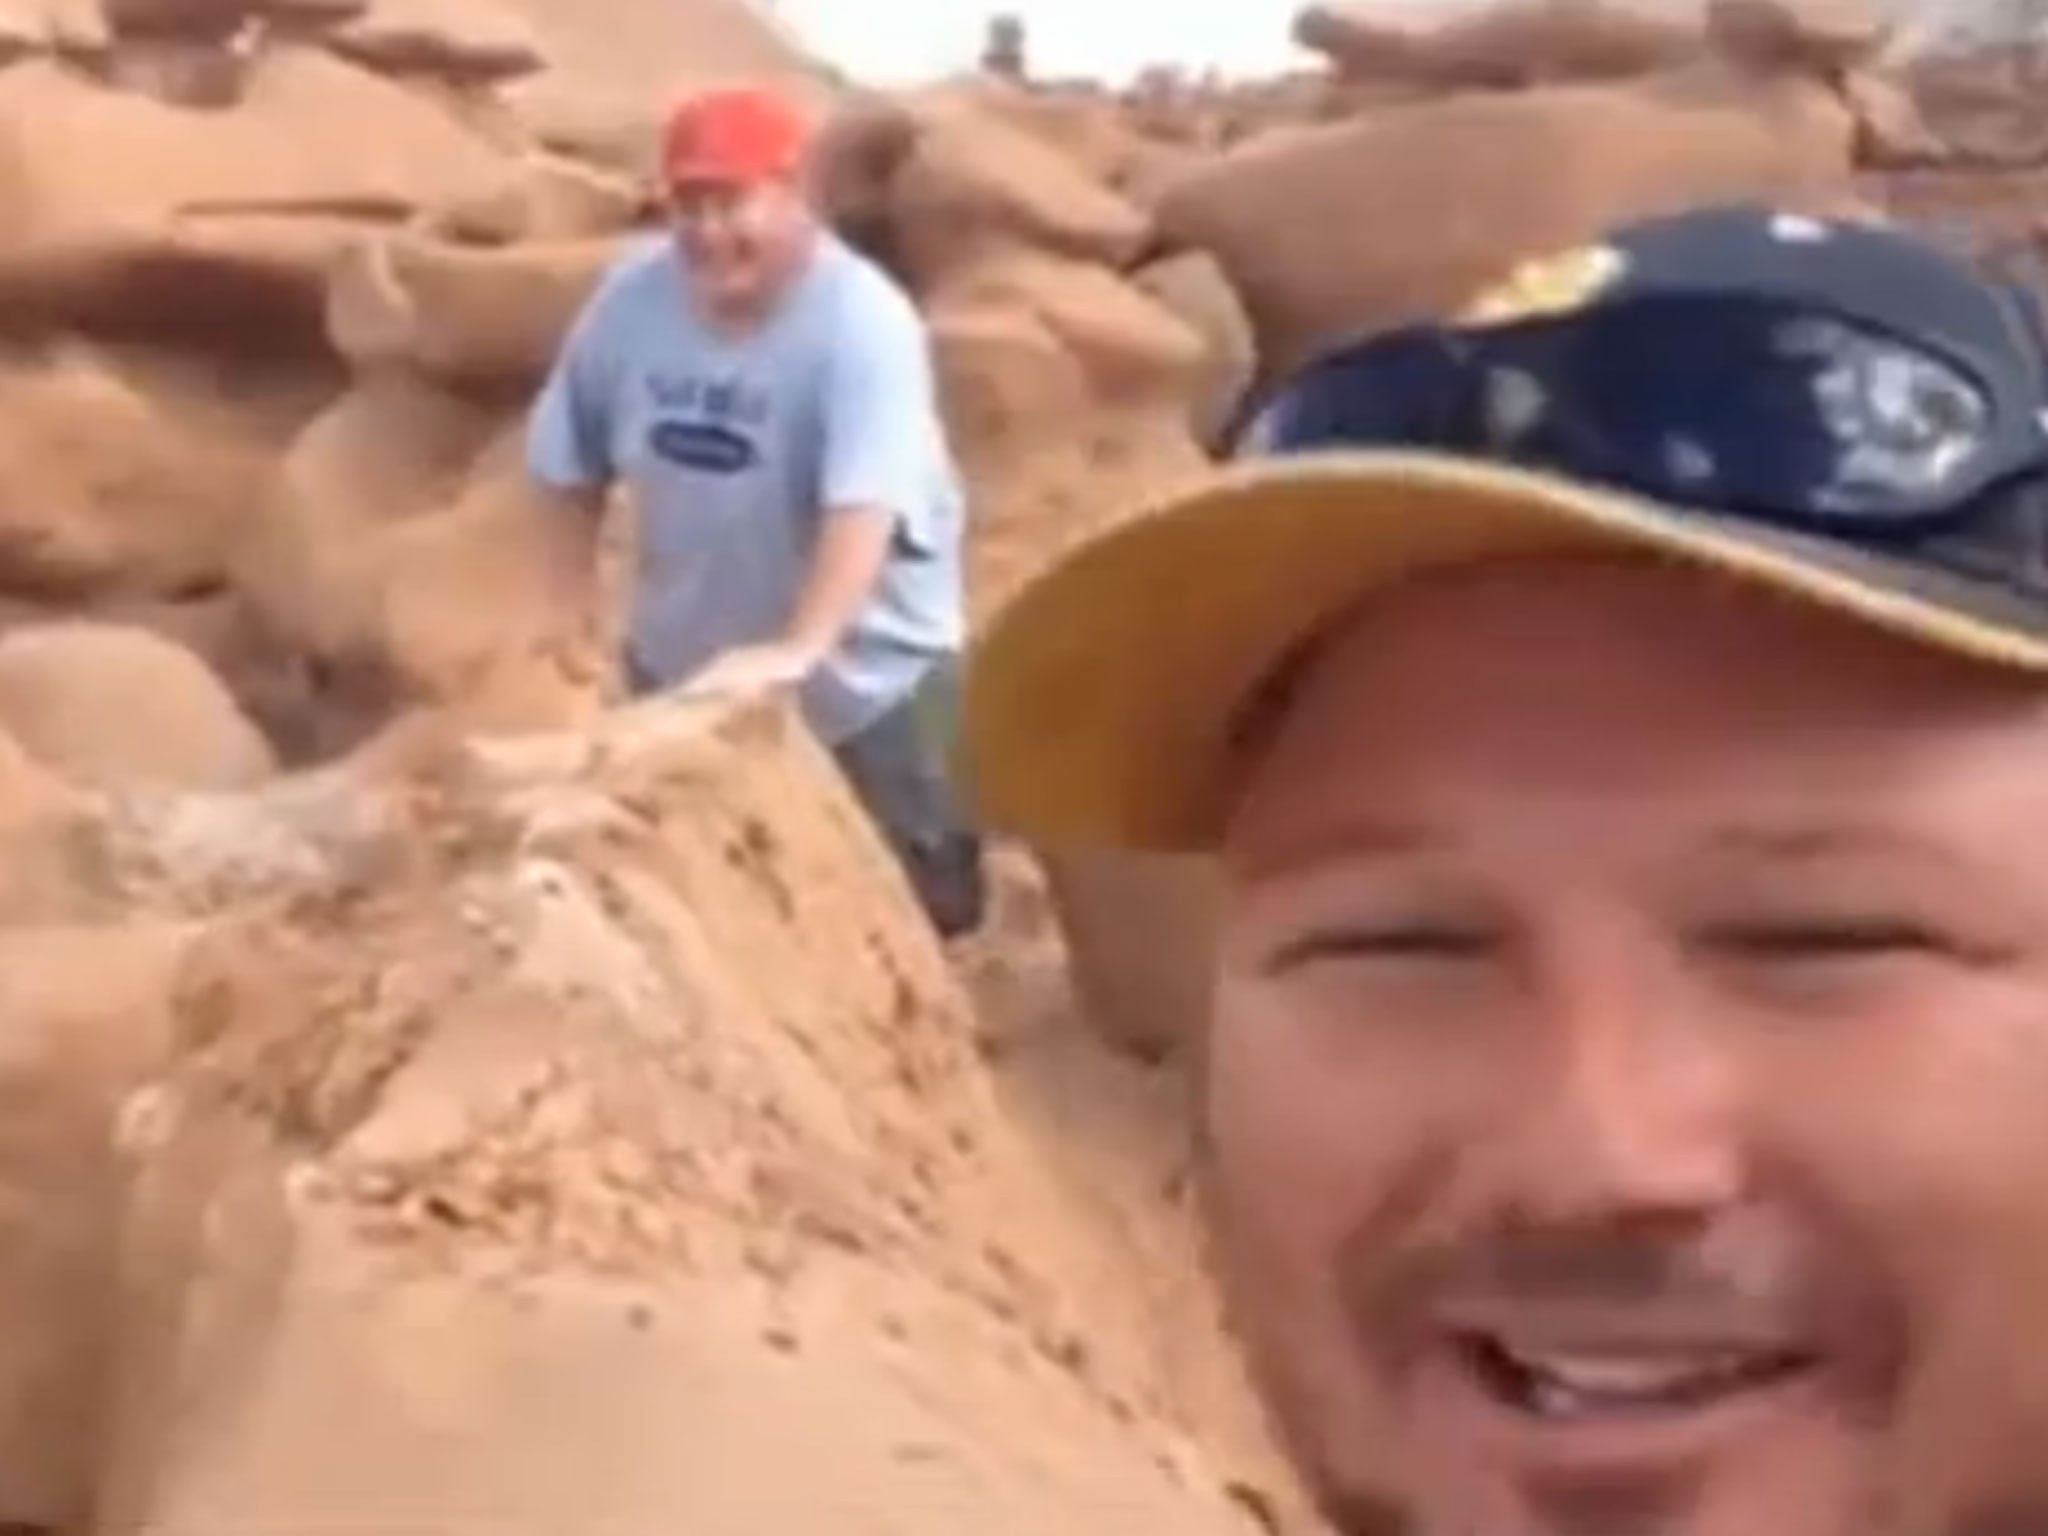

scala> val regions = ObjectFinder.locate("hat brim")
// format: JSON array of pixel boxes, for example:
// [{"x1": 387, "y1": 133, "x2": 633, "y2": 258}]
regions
[{"x1": 962, "y1": 450, "x2": 2048, "y2": 852}]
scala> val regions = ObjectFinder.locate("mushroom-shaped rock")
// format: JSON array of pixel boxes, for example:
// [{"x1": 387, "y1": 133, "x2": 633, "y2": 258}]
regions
[
  {"x1": 1130, "y1": 251, "x2": 1256, "y2": 448},
  {"x1": 235, "y1": 375, "x2": 501, "y2": 667},
  {"x1": 1293, "y1": 1, "x2": 1438, "y2": 78},
  {"x1": 1705, "y1": 0, "x2": 1888, "y2": 73},
  {"x1": 97, "y1": 0, "x2": 250, "y2": 38},
  {"x1": 0, "y1": 620, "x2": 274, "y2": 791},
  {"x1": 810, "y1": 92, "x2": 922, "y2": 270},
  {"x1": 0, "y1": 49, "x2": 509, "y2": 247},
  {"x1": 886, "y1": 93, "x2": 1150, "y2": 288},
  {"x1": 426, "y1": 151, "x2": 644, "y2": 244},
  {"x1": 926, "y1": 297, "x2": 1091, "y2": 470},
  {"x1": 326, "y1": 230, "x2": 616, "y2": 387},
  {"x1": 0, "y1": 213, "x2": 359, "y2": 351},
  {"x1": 0, "y1": 344, "x2": 273, "y2": 604},
  {"x1": 948, "y1": 78, "x2": 1150, "y2": 195},
  {"x1": 1155, "y1": 63, "x2": 1855, "y2": 381},
  {"x1": 1295, "y1": 0, "x2": 1700, "y2": 87},
  {"x1": 323, "y1": 0, "x2": 546, "y2": 82},
  {"x1": 930, "y1": 251, "x2": 1202, "y2": 405},
  {"x1": 1842, "y1": 68, "x2": 1946, "y2": 165},
  {"x1": 252, "y1": 0, "x2": 368, "y2": 24},
  {"x1": 501, "y1": 73, "x2": 659, "y2": 180}
]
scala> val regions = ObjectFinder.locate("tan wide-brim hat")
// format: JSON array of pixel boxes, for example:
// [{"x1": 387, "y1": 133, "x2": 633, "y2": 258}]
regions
[{"x1": 960, "y1": 449, "x2": 2048, "y2": 853}]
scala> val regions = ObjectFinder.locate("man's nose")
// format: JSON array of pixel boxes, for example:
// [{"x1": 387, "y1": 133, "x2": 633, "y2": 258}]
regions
[{"x1": 1490, "y1": 962, "x2": 1746, "y2": 1231}]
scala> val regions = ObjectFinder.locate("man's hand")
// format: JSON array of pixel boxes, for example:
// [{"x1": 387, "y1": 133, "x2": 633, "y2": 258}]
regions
[{"x1": 674, "y1": 640, "x2": 821, "y2": 703}]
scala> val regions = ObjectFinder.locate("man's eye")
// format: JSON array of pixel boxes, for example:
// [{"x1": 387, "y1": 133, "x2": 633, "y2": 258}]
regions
[
  {"x1": 1264, "y1": 925, "x2": 1493, "y2": 975},
  {"x1": 1700, "y1": 917, "x2": 1943, "y2": 961}
]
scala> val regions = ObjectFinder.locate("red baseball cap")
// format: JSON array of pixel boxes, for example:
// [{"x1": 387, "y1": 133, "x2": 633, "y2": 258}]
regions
[{"x1": 661, "y1": 85, "x2": 811, "y2": 190}]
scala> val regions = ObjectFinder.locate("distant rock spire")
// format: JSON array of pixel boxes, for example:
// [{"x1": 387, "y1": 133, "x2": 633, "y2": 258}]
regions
[{"x1": 982, "y1": 11, "x2": 1027, "y2": 78}]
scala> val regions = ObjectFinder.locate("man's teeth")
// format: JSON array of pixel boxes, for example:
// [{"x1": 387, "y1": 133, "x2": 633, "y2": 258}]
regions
[
  {"x1": 1467, "y1": 1335, "x2": 1807, "y2": 1417},
  {"x1": 1533, "y1": 1352, "x2": 1752, "y2": 1394}
]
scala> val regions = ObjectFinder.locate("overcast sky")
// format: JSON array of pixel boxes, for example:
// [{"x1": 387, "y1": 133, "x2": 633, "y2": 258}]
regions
[
  {"x1": 767, "y1": 0, "x2": 2008, "y2": 84},
  {"x1": 769, "y1": 0, "x2": 1322, "y2": 84}
]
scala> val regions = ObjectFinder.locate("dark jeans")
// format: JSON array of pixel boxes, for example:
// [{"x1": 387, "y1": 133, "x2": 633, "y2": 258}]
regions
[
  {"x1": 629, "y1": 652, "x2": 987, "y2": 939},
  {"x1": 829, "y1": 659, "x2": 987, "y2": 939}
]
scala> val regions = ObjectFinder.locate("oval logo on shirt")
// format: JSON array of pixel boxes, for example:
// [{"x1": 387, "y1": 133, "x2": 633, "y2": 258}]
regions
[{"x1": 649, "y1": 419, "x2": 758, "y2": 475}]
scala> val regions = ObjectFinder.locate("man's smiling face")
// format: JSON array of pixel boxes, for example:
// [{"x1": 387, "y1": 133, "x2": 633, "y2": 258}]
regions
[{"x1": 1203, "y1": 553, "x2": 2048, "y2": 1536}]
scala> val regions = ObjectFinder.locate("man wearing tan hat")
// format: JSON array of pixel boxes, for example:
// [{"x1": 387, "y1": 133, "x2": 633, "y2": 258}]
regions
[
  {"x1": 528, "y1": 84, "x2": 982, "y2": 936},
  {"x1": 966, "y1": 204, "x2": 2048, "y2": 1536}
]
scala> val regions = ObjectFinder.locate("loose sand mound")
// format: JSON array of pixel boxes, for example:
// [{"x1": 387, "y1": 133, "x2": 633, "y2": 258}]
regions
[{"x1": 3, "y1": 698, "x2": 1276, "y2": 1533}]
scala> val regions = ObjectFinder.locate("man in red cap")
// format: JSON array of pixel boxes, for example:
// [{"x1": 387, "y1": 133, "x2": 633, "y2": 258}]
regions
[
  {"x1": 656, "y1": 84, "x2": 814, "y2": 322},
  {"x1": 526, "y1": 83, "x2": 982, "y2": 938}
]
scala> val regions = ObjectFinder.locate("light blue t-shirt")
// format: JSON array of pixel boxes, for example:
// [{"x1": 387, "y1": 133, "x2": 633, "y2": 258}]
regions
[{"x1": 526, "y1": 231, "x2": 966, "y2": 745}]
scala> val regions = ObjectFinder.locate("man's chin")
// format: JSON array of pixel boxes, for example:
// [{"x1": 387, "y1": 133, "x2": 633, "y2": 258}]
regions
[
  {"x1": 1313, "y1": 1426, "x2": 2048, "y2": 1536},
  {"x1": 1319, "y1": 1477, "x2": 1867, "y2": 1536},
  {"x1": 696, "y1": 274, "x2": 774, "y2": 321},
  {"x1": 1308, "y1": 1417, "x2": 1880, "y2": 1536}
]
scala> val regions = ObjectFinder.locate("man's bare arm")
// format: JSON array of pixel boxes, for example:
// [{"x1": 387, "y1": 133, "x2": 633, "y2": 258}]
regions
[{"x1": 779, "y1": 503, "x2": 895, "y2": 665}]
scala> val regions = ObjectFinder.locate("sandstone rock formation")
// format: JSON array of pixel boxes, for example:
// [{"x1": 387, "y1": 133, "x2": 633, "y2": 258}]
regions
[
  {"x1": 0, "y1": 621, "x2": 274, "y2": 790},
  {"x1": 41, "y1": 698, "x2": 1270, "y2": 1534},
  {"x1": 0, "y1": 0, "x2": 2039, "y2": 1529},
  {"x1": 0, "y1": 4, "x2": 1304, "y2": 1527},
  {"x1": 1161, "y1": 8, "x2": 1876, "y2": 380}
]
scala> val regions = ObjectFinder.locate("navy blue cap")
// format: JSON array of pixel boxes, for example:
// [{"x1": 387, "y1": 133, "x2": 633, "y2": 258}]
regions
[
  {"x1": 1236, "y1": 202, "x2": 2048, "y2": 526},
  {"x1": 1576, "y1": 203, "x2": 2048, "y2": 447},
  {"x1": 961, "y1": 203, "x2": 2048, "y2": 851}
]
